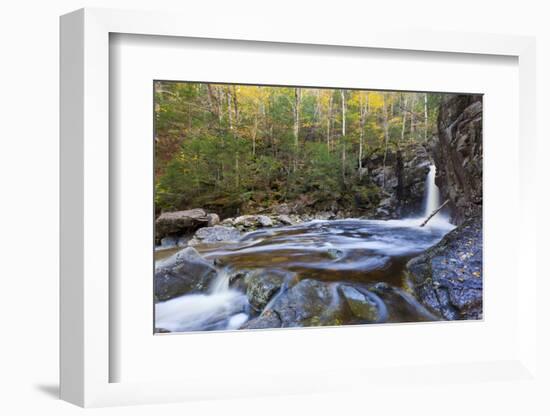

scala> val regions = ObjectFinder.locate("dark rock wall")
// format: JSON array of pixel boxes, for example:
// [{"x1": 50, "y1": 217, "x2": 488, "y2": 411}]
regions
[
  {"x1": 429, "y1": 94, "x2": 483, "y2": 225},
  {"x1": 369, "y1": 144, "x2": 430, "y2": 218},
  {"x1": 406, "y1": 94, "x2": 484, "y2": 320},
  {"x1": 406, "y1": 217, "x2": 483, "y2": 320}
]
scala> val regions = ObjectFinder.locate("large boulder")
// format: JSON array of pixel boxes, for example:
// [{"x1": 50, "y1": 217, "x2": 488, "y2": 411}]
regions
[
  {"x1": 206, "y1": 213, "x2": 220, "y2": 226},
  {"x1": 155, "y1": 209, "x2": 211, "y2": 240},
  {"x1": 154, "y1": 247, "x2": 218, "y2": 301},
  {"x1": 245, "y1": 270, "x2": 287, "y2": 312},
  {"x1": 188, "y1": 225, "x2": 241, "y2": 246},
  {"x1": 430, "y1": 95, "x2": 483, "y2": 225},
  {"x1": 406, "y1": 217, "x2": 483, "y2": 320},
  {"x1": 241, "y1": 279, "x2": 395, "y2": 329},
  {"x1": 245, "y1": 279, "x2": 345, "y2": 328}
]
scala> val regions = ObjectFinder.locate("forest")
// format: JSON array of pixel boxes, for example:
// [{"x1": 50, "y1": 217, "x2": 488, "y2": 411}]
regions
[{"x1": 155, "y1": 82, "x2": 442, "y2": 217}]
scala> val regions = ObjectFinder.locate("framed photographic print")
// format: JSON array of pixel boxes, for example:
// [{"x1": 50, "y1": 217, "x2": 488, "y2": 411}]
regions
[
  {"x1": 152, "y1": 82, "x2": 481, "y2": 334},
  {"x1": 60, "y1": 7, "x2": 540, "y2": 408}
]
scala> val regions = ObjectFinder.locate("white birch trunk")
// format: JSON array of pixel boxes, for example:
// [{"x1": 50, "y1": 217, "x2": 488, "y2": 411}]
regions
[
  {"x1": 293, "y1": 88, "x2": 301, "y2": 172},
  {"x1": 382, "y1": 93, "x2": 390, "y2": 187},
  {"x1": 341, "y1": 90, "x2": 346, "y2": 181},
  {"x1": 424, "y1": 93, "x2": 428, "y2": 141}
]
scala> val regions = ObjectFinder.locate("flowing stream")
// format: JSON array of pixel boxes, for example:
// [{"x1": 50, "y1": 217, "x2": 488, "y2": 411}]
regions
[{"x1": 156, "y1": 165, "x2": 455, "y2": 332}]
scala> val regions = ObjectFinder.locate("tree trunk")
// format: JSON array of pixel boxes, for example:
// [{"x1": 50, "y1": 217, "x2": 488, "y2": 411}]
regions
[
  {"x1": 358, "y1": 92, "x2": 368, "y2": 179},
  {"x1": 420, "y1": 199, "x2": 449, "y2": 227},
  {"x1": 293, "y1": 88, "x2": 301, "y2": 172},
  {"x1": 252, "y1": 114, "x2": 258, "y2": 157},
  {"x1": 341, "y1": 90, "x2": 346, "y2": 181},
  {"x1": 232, "y1": 85, "x2": 239, "y2": 125},
  {"x1": 401, "y1": 94, "x2": 408, "y2": 143},
  {"x1": 206, "y1": 84, "x2": 217, "y2": 118},
  {"x1": 410, "y1": 94, "x2": 416, "y2": 141},
  {"x1": 216, "y1": 87, "x2": 223, "y2": 124},
  {"x1": 327, "y1": 94, "x2": 333, "y2": 152},
  {"x1": 235, "y1": 152, "x2": 240, "y2": 188},
  {"x1": 424, "y1": 92, "x2": 428, "y2": 141},
  {"x1": 226, "y1": 88, "x2": 233, "y2": 131},
  {"x1": 382, "y1": 93, "x2": 390, "y2": 187}
]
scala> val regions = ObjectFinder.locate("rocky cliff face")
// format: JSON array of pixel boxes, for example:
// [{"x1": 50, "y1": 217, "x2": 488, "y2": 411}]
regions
[
  {"x1": 406, "y1": 94, "x2": 484, "y2": 320},
  {"x1": 369, "y1": 144, "x2": 431, "y2": 218},
  {"x1": 429, "y1": 94, "x2": 483, "y2": 225}
]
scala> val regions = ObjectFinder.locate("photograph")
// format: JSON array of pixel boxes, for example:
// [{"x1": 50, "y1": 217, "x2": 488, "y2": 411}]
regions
[{"x1": 153, "y1": 82, "x2": 483, "y2": 333}]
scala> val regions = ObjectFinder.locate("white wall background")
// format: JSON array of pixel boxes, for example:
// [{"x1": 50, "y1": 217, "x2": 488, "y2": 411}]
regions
[{"x1": 0, "y1": 0, "x2": 547, "y2": 414}]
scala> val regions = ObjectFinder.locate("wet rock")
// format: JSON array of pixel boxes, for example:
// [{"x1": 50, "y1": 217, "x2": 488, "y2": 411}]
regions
[
  {"x1": 154, "y1": 247, "x2": 218, "y2": 301},
  {"x1": 368, "y1": 282, "x2": 436, "y2": 322},
  {"x1": 256, "y1": 279, "x2": 345, "y2": 328},
  {"x1": 406, "y1": 216, "x2": 482, "y2": 320},
  {"x1": 327, "y1": 248, "x2": 344, "y2": 260},
  {"x1": 245, "y1": 270, "x2": 287, "y2": 312},
  {"x1": 375, "y1": 207, "x2": 391, "y2": 219},
  {"x1": 241, "y1": 310, "x2": 282, "y2": 329},
  {"x1": 155, "y1": 209, "x2": 210, "y2": 240},
  {"x1": 160, "y1": 236, "x2": 178, "y2": 249},
  {"x1": 176, "y1": 235, "x2": 191, "y2": 247},
  {"x1": 188, "y1": 225, "x2": 241, "y2": 246},
  {"x1": 228, "y1": 270, "x2": 250, "y2": 292},
  {"x1": 338, "y1": 285, "x2": 386, "y2": 322},
  {"x1": 430, "y1": 95, "x2": 482, "y2": 225}
]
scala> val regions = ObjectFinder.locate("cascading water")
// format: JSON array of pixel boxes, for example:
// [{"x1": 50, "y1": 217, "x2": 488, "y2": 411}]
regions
[
  {"x1": 155, "y1": 164, "x2": 456, "y2": 333},
  {"x1": 423, "y1": 164, "x2": 442, "y2": 218},
  {"x1": 155, "y1": 217, "x2": 455, "y2": 332},
  {"x1": 155, "y1": 269, "x2": 249, "y2": 332}
]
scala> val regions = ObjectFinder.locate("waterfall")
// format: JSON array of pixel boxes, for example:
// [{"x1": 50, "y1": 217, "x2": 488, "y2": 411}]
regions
[{"x1": 423, "y1": 164, "x2": 441, "y2": 218}]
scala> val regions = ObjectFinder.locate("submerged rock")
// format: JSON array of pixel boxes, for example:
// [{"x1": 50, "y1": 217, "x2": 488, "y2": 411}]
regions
[
  {"x1": 188, "y1": 225, "x2": 241, "y2": 246},
  {"x1": 327, "y1": 247, "x2": 344, "y2": 260},
  {"x1": 154, "y1": 247, "x2": 218, "y2": 301},
  {"x1": 338, "y1": 285, "x2": 386, "y2": 323},
  {"x1": 368, "y1": 282, "x2": 437, "y2": 322},
  {"x1": 406, "y1": 217, "x2": 482, "y2": 320}
]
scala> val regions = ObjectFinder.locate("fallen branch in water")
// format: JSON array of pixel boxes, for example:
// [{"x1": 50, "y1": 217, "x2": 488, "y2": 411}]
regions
[{"x1": 420, "y1": 199, "x2": 450, "y2": 227}]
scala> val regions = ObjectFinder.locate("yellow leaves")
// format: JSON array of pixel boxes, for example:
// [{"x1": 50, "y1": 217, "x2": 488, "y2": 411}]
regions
[{"x1": 368, "y1": 92, "x2": 385, "y2": 109}]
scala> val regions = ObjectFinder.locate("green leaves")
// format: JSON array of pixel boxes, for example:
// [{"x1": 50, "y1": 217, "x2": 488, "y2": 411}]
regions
[{"x1": 154, "y1": 82, "x2": 440, "y2": 215}]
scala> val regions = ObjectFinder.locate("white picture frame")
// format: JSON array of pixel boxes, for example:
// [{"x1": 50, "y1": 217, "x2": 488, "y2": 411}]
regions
[{"x1": 60, "y1": 7, "x2": 539, "y2": 408}]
